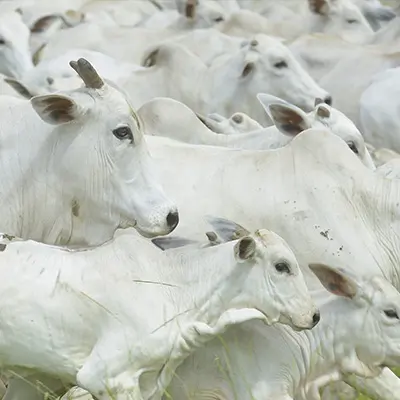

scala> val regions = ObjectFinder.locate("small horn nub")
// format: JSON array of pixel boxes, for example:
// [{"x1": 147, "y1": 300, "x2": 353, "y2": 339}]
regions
[
  {"x1": 185, "y1": 0, "x2": 196, "y2": 19},
  {"x1": 69, "y1": 58, "x2": 104, "y2": 89}
]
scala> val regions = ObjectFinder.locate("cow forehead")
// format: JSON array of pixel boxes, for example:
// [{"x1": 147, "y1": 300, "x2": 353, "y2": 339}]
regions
[
  {"x1": 254, "y1": 229, "x2": 291, "y2": 253},
  {"x1": 363, "y1": 276, "x2": 400, "y2": 304}
]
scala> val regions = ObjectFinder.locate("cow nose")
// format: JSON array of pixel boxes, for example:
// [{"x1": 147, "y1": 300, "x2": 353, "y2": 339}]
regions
[
  {"x1": 312, "y1": 311, "x2": 321, "y2": 327},
  {"x1": 324, "y1": 95, "x2": 332, "y2": 106},
  {"x1": 166, "y1": 211, "x2": 179, "y2": 230}
]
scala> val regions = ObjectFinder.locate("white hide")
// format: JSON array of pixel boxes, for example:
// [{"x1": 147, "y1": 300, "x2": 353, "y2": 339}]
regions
[
  {"x1": 0, "y1": 9, "x2": 34, "y2": 78},
  {"x1": 142, "y1": 129, "x2": 400, "y2": 294},
  {"x1": 143, "y1": 130, "x2": 400, "y2": 398},
  {"x1": 218, "y1": 0, "x2": 374, "y2": 44},
  {"x1": 200, "y1": 111, "x2": 263, "y2": 134},
  {"x1": 137, "y1": 36, "x2": 330, "y2": 122},
  {"x1": 319, "y1": 45, "x2": 400, "y2": 128},
  {"x1": 376, "y1": 159, "x2": 400, "y2": 180},
  {"x1": 359, "y1": 67, "x2": 400, "y2": 152},
  {"x1": 168, "y1": 266, "x2": 400, "y2": 400},
  {"x1": 139, "y1": 96, "x2": 375, "y2": 169},
  {"x1": 39, "y1": 31, "x2": 330, "y2": 120},
  {"x1": 4, "y1": 48, "x2": 143, "y2": 99},
  {"x1": 0, "y1": 58, "x2": 178, "y2": 246},
  {"x1": 0, "y1": 223, "x2": 319, "y2": 399}
]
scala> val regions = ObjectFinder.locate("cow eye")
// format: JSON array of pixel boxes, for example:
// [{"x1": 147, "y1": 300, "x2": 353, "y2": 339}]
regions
[
  {"x1": 347, "y1": 141, "x2": 359, "y2": 154},
  {"x1": 346, "y1": 19, "x2": 358, "y2": 24},
  {"x1": 214, "y1": 16, "x2": 224, "y2": 22},
  {"x1": 275, "y1": 262, "x2": 291, "y2": 274},
  {"x1": 112, "y1": 126, "x2": 133, "y2": 141},
  {"x1": 384, "y1": 309, "x2": 399, "y2": 320},
  {"x1": 274, "y1": 61, "x2": 288, "y2": 69},
  {"x1": 0, "y1": 38, "x2": 5, "y2": 45}
]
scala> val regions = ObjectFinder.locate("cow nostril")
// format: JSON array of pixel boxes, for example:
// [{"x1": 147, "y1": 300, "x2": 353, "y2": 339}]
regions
[
  {"x1": 312, "y1": 311, "x2": 321, "y2": 326},
  {"x1": 166, "y1": 211, "x2": 179, "y2": 230},
  {"x1": 324, "y1": 95, "x2": 332, "y2": 106}
]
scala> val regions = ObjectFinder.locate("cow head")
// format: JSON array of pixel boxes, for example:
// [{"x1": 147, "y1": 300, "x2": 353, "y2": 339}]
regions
[
  {"x1": 231, "y1": 34, "x2": 331, "y2": 115},
  {"x1": 310, "y1": 264, "x2": 400, "y2": 375},
  {"x1": 308, "y1": 0, "x2": 374, "y2": 43},
  {"x1": 206, "y1": 216, "x2": 321, "y2": 331},
  {"x1": 30, "y1": 58, "x2": 179, "y2": 242}
]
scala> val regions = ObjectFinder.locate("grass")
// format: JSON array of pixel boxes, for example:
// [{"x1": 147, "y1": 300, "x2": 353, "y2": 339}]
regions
[{"x1": 354, "y1": 368, "x2": 400, "y2": 400}]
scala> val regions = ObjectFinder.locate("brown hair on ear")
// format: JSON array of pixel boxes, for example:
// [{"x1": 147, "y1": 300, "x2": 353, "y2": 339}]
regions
[
  {"x1": 30, "y1": 15, "x2": 60, "y2": 33},
  {"x1": 309, "y1": 0, "x2": 330, "y2": 15},
  {"x1": 43, "y1": 97, "x2": 74, "y2": 123},
  {"x1": 309, "y1": 263, "x2": 358, "y2": 299},
  {"x1": 31, "y1": 94, "x2": 77, "y2": 125},
  {"x1": 235, "y1": 236, "x2": 257, "y2": 260}
]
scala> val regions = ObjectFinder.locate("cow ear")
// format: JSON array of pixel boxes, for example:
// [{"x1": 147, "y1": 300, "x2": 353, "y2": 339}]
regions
[
  {"x1": 3, "y1": 78, "x2": 35, "y2": 99},
  {"x1": 234, "y1": 236, "x2": 257, "y2": 261},
  {"x1": 308, "y1": 0, "x2": 330, "y2": 15},
  {"x1": 151, "y1": 237, "x2": 198, "y2": 250},
  {"x1": 205, "y1": 216, "x2": 250, "y2": 242},
  {"x1": 268, "y1": 104, "x2": 311, "y2": 136},
  {"x1": 309, "y1": 263, "x2": 358, "y2": 299},
  {"x1": 30, "y1": 15, "x2": 60, "y2": 33},
  {"x1": 31, "y1": 94, "x2": 80, "y2": 125}
]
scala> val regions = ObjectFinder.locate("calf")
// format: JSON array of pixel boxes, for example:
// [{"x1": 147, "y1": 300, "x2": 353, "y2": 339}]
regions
[
  {"x1": 139, "y1": 95, "x2": 375, "y2": 169},
  {"x1": 168, "y1": 259, "x2": 400, "y2": 400},
  {"x1": 0, "y1": 218, "x2": 319, "y2": 400}
]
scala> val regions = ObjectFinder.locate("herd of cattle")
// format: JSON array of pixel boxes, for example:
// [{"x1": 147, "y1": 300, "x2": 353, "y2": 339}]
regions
[{"x1": 2, "y1": 0, "x2": 400, "y2": 399}]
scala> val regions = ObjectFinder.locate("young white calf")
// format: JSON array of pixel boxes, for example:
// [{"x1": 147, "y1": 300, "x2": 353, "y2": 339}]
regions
[
  {"x1": 0, "y1": 219, "x2": 319, "y2": 400},
  {"x1": 168, "y1": 263, "x2": 400, "y2": 400},
  {"x1": 139, "y1": 95, "x2": 375, "y2": 169},
  {"x1": 0, "y1": 58, "x2": 178, "y2": 245},
  {"x1": 198, "y1": 111, "x2": 263, "y2": 134}
]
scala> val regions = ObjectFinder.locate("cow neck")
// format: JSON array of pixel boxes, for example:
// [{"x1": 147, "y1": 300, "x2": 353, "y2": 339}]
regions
[{"x1": 163, "y1": 242, "x2": 255, "y2": 325}]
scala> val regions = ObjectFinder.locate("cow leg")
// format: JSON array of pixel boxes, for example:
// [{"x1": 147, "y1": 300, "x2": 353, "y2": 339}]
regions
[{"x1": 76, "y1": 334, "x2": 146, "y2": 400}]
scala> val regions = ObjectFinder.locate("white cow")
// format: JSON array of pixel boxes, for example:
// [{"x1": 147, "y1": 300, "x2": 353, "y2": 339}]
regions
[
  {"x1": 3, "y1": 48, "x2": 143, "y2": 99},
  {"x1": 139, "y1": 95, "x2": 375, "y2": 169},
  {"x1": 353, "y1": 0, "x2": 396, "y2": 30},
  {"x1": 319, "y1": 44, "x2": 400, "y2": 128},
  {"x1": 38, "y1": 31, "x2": 330, "y2": 121},
  {"x1": 0, "y1": 219, "x2": 320, "y2": 400},
  {"x1": 359, "y1": 67, "x2": 400, "y2": 152},
  {"x1": 197, "y1": 111, "x2": 263, "y2": 134},
  {"x1": 0, "y1": 9, "x2": 34, "y2": 78},
  {"x1": 139, "y1": 130, "x2": 400, "y2": 398},
  {"x1": 218, "y1": 0, "x2": 374, "y2": 43},
  {"x1": 0, "y1": 57, "x2": 178, "y2": 246},
  {"x1": 135, "y1": 38, "x2": 331, "y2": 123},
  {"x1": 167, "y1": 254, "x2": 400, "y2": 400},
  {"x1": 289, "y1": 15, "x2": 400, "y2": 83}
]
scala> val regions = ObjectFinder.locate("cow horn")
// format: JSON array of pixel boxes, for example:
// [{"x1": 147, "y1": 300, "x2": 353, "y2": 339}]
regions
[
  {"x1": 69, "y1": 58, "x2": 104, "y2": 89},
  {"x1": 185, "y1": 0, "x2": 197, "y2": 18}
]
